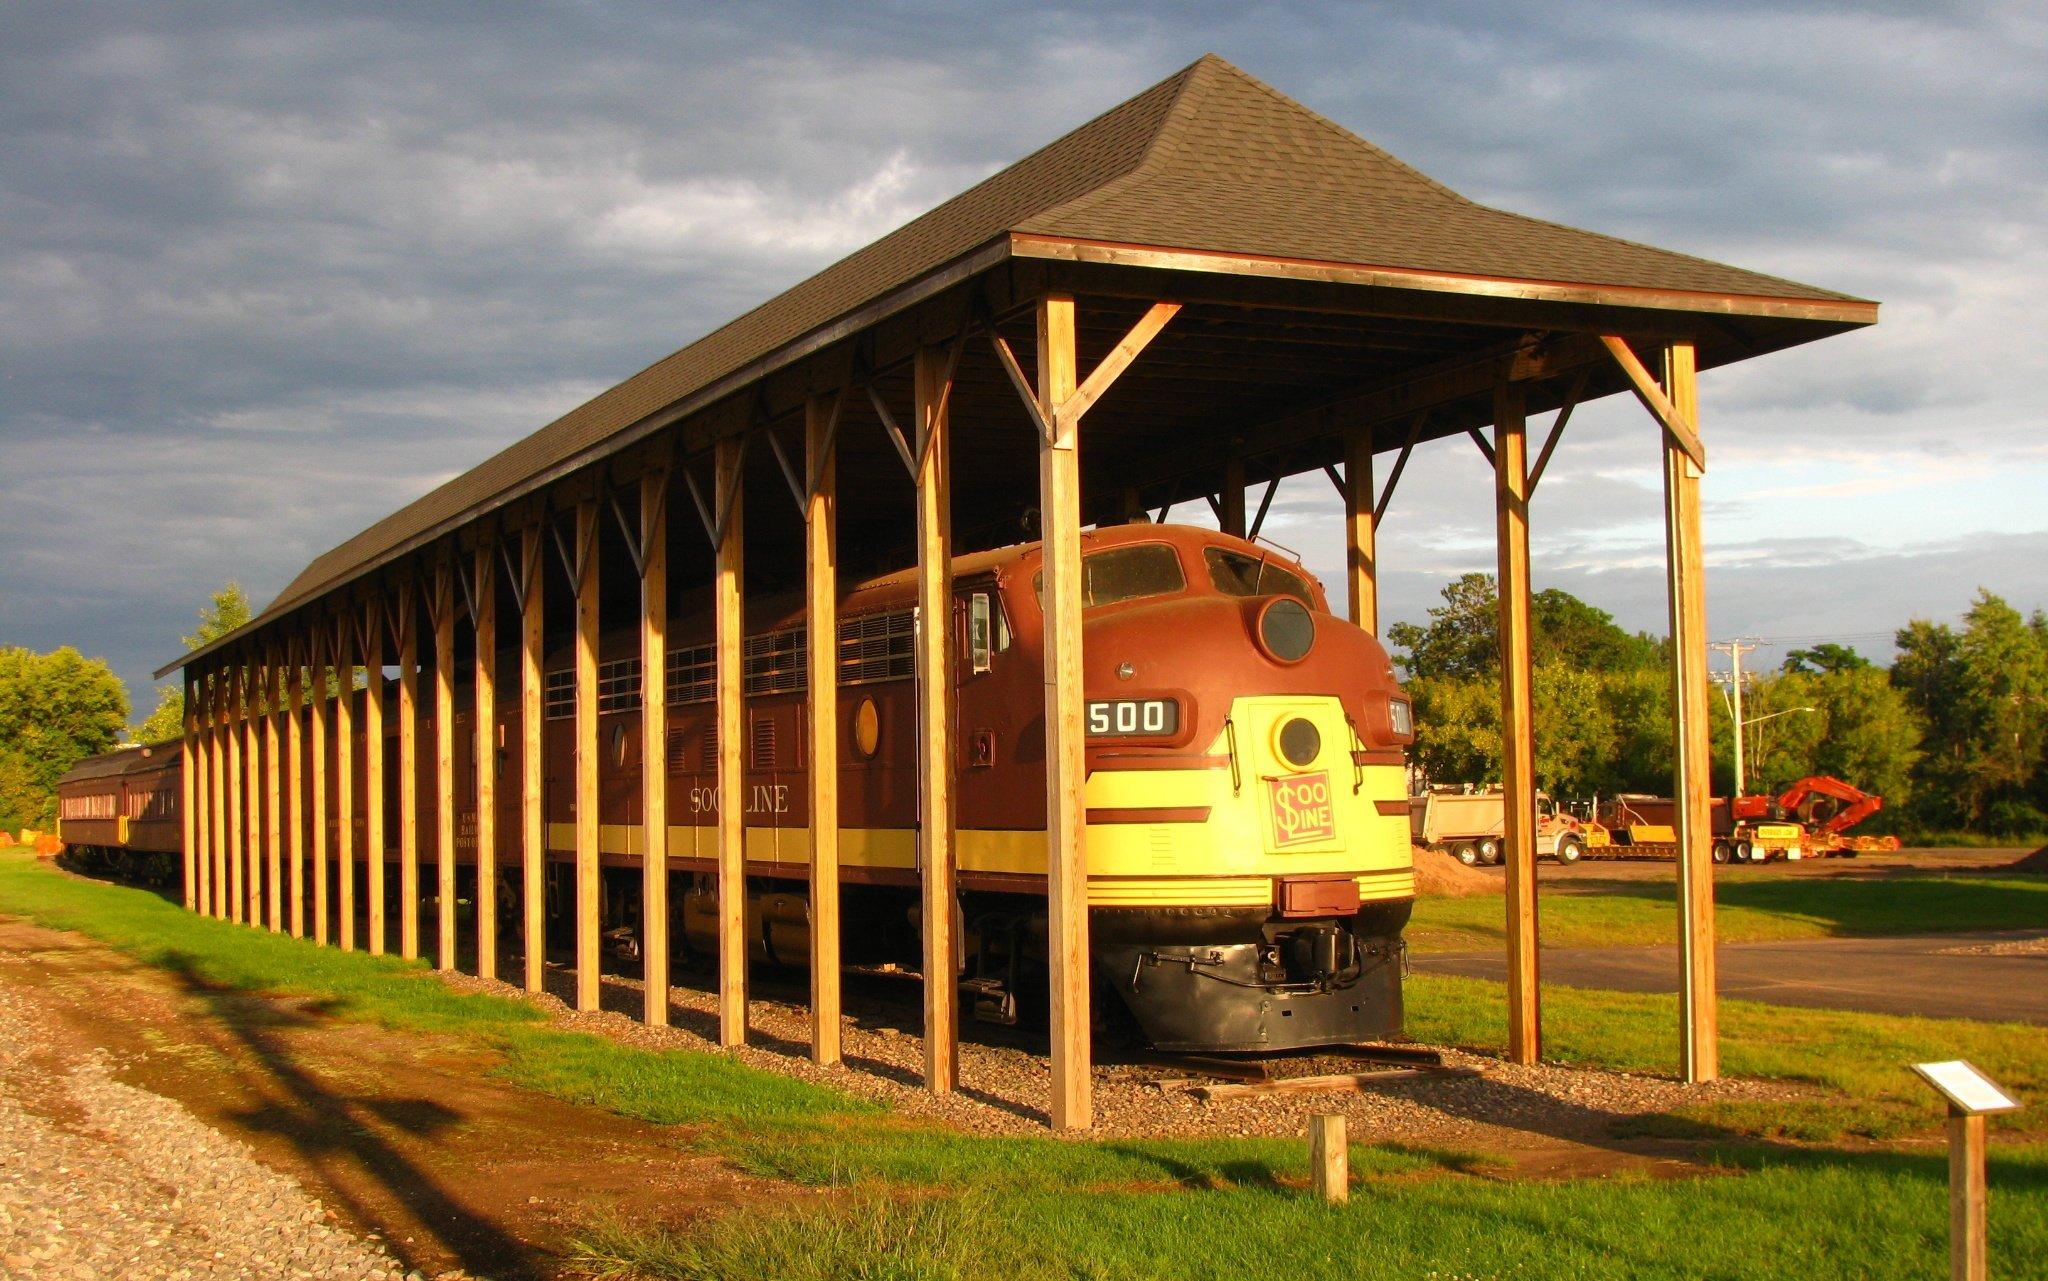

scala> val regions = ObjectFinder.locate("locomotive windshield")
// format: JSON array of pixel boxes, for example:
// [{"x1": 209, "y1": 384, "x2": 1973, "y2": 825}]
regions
[
  {"x1": 1033, "y1": 542, "x2": 1186, "y2": 609},
  {"x1": 1203, "y1": 547, "x2": 1314, "y2": 605}
]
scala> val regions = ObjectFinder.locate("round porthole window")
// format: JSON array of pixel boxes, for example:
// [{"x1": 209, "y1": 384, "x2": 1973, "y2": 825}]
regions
[{"x1": 853, "y1": 698, "x2": 881, "y2": 759}]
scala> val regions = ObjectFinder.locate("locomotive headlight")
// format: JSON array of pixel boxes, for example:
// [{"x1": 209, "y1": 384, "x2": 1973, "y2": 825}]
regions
[
  {"x1": 1275, "y1": 716, "x2": 1321, "y2": 769},
  {"x1": 1255, "y1": 597, "x2": 1315, "y2": 664},
  {"x1": 1388, "y1": 697, "x2": 1413, "y2": 738}
]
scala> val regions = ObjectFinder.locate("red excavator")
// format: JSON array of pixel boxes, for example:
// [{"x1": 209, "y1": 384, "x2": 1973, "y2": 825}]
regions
[{"x1": 1731, "y1": 775, "x2": 1898, "y2": 856}]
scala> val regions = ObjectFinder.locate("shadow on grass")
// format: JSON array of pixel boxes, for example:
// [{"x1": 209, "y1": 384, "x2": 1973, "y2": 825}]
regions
[{"x1": 156, "y1": 950, "x2": 542, "y2": 1281}]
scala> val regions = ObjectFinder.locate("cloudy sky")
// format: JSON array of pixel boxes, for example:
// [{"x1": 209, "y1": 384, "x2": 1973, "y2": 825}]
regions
[{"x1": 3, "y1": 1, "x2": 2043, "y2": 713}]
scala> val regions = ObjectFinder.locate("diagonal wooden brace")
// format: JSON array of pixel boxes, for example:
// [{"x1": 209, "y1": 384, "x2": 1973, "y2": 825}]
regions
[{"x1": 1600, "y1": 335, "x2": 1706, "y2": 471}]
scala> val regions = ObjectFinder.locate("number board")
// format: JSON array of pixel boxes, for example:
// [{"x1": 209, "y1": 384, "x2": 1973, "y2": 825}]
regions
[{"x1": 1086, "y1": 698, "x2": 1179, "y2": 738}]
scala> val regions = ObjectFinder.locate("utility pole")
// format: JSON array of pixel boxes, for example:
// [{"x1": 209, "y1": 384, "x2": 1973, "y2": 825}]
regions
[{"x1": 1710, "y1": 640, "x2": 1759, "y2": 795}]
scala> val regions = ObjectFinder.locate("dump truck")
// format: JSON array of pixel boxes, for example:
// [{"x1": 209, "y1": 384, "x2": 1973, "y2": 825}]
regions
[{"x1": 1409, "y1": 787, "x2": 1589, "y2": 866}]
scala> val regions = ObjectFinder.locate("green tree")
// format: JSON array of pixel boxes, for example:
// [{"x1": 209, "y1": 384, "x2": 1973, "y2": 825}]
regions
[
  {"x1": 0, "y1": 646, "x2": 131, "y2": 829},
  {"x1": 1388, "y1": 575, "x2": 1658, "y2": 680},
  {"x1": 1781, "y1": 642, "x2": 1871, "y2": 675},
  {"x1": 1953, "y1": 590, "x2": 2048, "y2": 829},
  {"x1": 134, "y1": 582, "x2": 253, "y2": 743},
  {"x1": 1387, "y1": 573, "x2": 1499, "y2": 680}
]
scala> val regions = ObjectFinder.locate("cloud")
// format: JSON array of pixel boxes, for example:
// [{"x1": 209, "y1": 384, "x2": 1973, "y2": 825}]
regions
[{"x1": 0, "y1": 2, "x2": 2042, "y2": 706}]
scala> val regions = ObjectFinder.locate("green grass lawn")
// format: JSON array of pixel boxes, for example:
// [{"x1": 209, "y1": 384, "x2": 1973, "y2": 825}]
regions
[
  {"x1": 1408, "y1": 874, "x2": 2048, "y2": 953},
  {"x1": 574, "y1": 1144, "x2": 2048, "y2": 1281},
  {"x1": 7, "y1": 850, "x2": 2046, "y2": 1280}
]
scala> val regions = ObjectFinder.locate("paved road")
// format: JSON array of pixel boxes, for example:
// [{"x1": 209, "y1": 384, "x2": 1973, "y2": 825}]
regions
[{"x1": 1412, "y1": 931, "x2": 2048, "y2": 1024}]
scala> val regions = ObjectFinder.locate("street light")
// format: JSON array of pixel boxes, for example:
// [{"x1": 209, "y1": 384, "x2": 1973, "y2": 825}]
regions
[{"x1": 1727, "y1": 705, "x2": 1816, "y2": 797}]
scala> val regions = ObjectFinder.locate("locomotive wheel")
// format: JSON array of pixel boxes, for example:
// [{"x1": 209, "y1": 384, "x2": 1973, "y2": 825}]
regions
[
  {"x1": 1554, "y1": 837, "x2": 1584, "y2": 865},
  {"x1": 1476, "y1": 838, "x2": 1502, "y2": 866},
  {"x1": 1452, "y1": 843, "x2": 1480, "y2": 867},
  {"x1": 1712, "y1": 841, "x2": 1731, "y2": 864}
]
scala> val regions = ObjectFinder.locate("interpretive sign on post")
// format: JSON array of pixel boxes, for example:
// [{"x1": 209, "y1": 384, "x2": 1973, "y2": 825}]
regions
[{"x1": 1912, "y1": 1060, "x2": 2021, "y2": 1281}]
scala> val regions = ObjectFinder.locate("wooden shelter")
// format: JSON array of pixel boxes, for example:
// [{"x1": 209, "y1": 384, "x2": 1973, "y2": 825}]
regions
[{"x1": 159, "y1": 55, "x2": 1875, "y2": 1127}]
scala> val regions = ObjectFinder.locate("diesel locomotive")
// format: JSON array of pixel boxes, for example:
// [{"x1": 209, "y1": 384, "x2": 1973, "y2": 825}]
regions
[{"x1": 59, "y1": 523, "x2": 1419, "y2": 1052}]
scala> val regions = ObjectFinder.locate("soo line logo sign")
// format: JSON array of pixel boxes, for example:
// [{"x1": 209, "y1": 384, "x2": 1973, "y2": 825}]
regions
[{"x1": 1268, "y1": 772, "x2": 1336, "y2": 847}]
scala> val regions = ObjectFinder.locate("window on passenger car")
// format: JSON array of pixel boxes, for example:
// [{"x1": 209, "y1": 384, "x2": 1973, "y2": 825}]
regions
[
  {"x1": 1204, "y1": 547, "x2": 1315, "y2": 605},
  {"x1": 1034, "y1": 543, "x2": 1187, "y2": 609}
]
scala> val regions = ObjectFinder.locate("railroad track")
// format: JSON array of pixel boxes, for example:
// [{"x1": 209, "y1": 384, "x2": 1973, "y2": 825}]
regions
[{"x1": 1130, "y1": 1043, "x2": 1479, "y2": 1102}]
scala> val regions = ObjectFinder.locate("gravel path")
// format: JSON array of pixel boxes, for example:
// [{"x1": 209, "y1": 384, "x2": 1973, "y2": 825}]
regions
[{"x1": 0, "y1": 973, "x2": 416, "y2": 1281}]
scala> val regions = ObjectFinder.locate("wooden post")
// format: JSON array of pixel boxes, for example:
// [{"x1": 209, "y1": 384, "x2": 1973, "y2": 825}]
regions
[
  {"x1": 181, "y1": 676, "x2": 197, "y2": 910},
  {"x1": 1310, "y1": 1114, "x2": 1348, "y2": 1204},
  {"x1": 434, "y1": 556, "x2": 458, "y2": 972},
  {"x1": 520, "y1": 523, "x2": 546, "y2": 993},
  {"x1": 573, "y1": 497, "x2": 602, "y2": 1012},
  {"x1": 335, "y1": 619, "x2": 358, "y2": 952},
  {"x1": 398, "y1": 581, "x2": 421, "y2": 961},
  {"x1": 915, "y1": 343, "x2": 959, "y2": 1094},
  {"x1": 1661, "y1": 340, "x2": 1718, "y2": 1083},
  {"x1": 1494, "y1": 380, "x2": 1541, "y2": 1066},
  {"x1": 1221, "y1": 456, "x2": 1247, "y2": 537},
  {"x1": 211, "y1": 675, "x2": 228, "y2": 919},
  {"x1": 1037, "y1": 292, "x2": 1091, "y2": 1130},
  {"x1": 473, "y1": 541, "x2": 498, "y2": 982},
  {"x1": 363, "y1": 597, "x2": 387, "y2": 956},
  {"x1": 1344, "y1": 424, "x2": 1378, "y2": 634},
  {"x1": 1949, "y1": 1109, "x2": 1988, "y2": 1281},
  {"x1": 245, "y1": 662, "x2": 264, "y2": 925},
  {"x1": 805, "y1": 394, "x2": 842, "y2": 1066},
  {"x1": 227, "y1": 664, "x2": 245, "y2": 924},
  {"x1": 286, "y1": 641, "x2": 306, "y2": 938},
  {"x1": 714, "y1": 435, "x2": 748, "y2": 1047},
  {"x1": 639, "y1": 468, "x2": 672, "y2": 1024},
  {"x1": 310, "y1": 627, "x2": 331, "y2": 946},
  {"x1": 264, "y1": 650, "x2": 283, "y2": 932}
]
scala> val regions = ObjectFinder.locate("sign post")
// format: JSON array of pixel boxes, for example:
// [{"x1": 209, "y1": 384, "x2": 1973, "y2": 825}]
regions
[{"x1": 1912, "y1": 1060, "x2": 2022, "y2": 1281}]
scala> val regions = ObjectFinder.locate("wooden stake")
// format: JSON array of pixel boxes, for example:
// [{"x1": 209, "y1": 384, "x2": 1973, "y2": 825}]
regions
[
  {"x1": 363, "y1": 598, "x2": 387, "y2": 956},
  {"x1": 310, "y1": 628, "x2": 330, "y2": 946},
  {"x1": 1661, "y1": 341, "x2": 1718, "y2": 1083},
  {"x1": 714, "y1": 435, "x2": 748, "y2": 1047},
  {"x1": 805, "y1": 395, "x2": 842, "y2": 1066},
  {"x1": 1221, "y1": 456, "x2": 1247, "y2": 537},
  {"x1": 398, "y1": 581, "x2": 421, "y2": 962},
  {"x1": 1037, "y1": 292, "x2": 1091, "y2": 1131},
  {"x1": 915, "y1": 343, "x2": 959, "y2": 1094},
  {"x1": 1949, "y1": 1109, "x2": 1988, "y2": 1281},
  {"x1": 572, "y1": 497, "x2": 602, "y2": 1012},
  {"x1": 1493, "y1": 380, "x2": 1541, "y2": 1066},
  {"x1": 335, "y1": 623, "x2": 358, "y2": 952},
  {"x1": 434, "y1": 556, "x2": 457, "y2": 972},
  {"x1": 473, "y1": 541, "x2": 498, "y2": 982},
  {"x1": 520, "y1": 523, "x2": 546, "y2": 994},
  {"x1": 287, "y1": 643, "x2": 306, "y2": 938},
  {"x1": 640, "y1": 467, "x2": 671, "y2": 1025},
  {"x1": 1344, "y1": 423, "x2": 1377, "y2": 634},
  {"x1": 1310, "y1": 1114, "x2": 1348, "y2": 1203}
]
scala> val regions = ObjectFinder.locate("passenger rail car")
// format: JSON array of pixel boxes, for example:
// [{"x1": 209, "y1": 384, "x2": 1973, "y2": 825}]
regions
[{"x1": 53, "y1": 742, "x2": 184, "y2": 884}]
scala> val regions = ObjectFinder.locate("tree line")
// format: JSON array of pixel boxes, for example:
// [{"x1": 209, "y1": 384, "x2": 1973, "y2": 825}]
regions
[
  {"x1": 1389, "y1": 574, "x2": 2048, "y2": 838},
  {"x1": 0, "y1": 585, "x2": 248, "y2": 831}
]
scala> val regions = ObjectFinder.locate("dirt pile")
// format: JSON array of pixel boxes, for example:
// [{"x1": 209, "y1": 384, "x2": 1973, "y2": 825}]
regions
[
  {"x1": 2015, "y1": 845, "x2": 2048, "y2": 873},
  {"x1": 1413, "y1": 846, "x2": 1501, "y2": 897}
]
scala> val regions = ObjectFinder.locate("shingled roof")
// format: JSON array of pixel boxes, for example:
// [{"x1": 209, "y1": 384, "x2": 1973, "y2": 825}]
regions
[{"x1": 167, "y1": 54, "x2": 1867, "y2": 675}]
